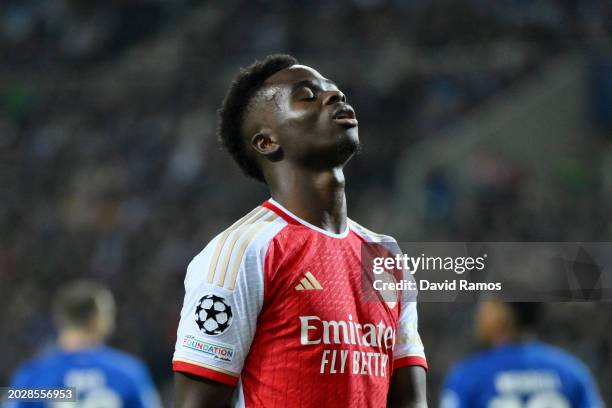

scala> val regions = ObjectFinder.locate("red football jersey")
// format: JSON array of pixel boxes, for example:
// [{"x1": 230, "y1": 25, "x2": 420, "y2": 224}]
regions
[{"x1": 173, "y1": 199, "x2": 426, "y2": 407}]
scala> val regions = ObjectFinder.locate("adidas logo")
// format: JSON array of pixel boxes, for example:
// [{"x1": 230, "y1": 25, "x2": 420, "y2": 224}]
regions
[{"x1": 295, "y1": 272, "x2": 323, "y2": 291}]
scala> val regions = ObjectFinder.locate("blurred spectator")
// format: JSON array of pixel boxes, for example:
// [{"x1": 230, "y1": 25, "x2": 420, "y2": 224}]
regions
[
  {"x1": 440, "y1": 301, "x2": 603, "y2": 408},
  {"x1": 7, "y1": 281, "x2": 162, "y2": 408}
]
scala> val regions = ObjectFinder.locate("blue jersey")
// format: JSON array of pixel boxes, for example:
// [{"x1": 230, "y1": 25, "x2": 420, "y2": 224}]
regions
[
  {"x1": 440, "y1": 342, "x2": 602, "y2": 408},
  {"x1": 7, "y1": 345, "x2": 162, "y2": 408}
]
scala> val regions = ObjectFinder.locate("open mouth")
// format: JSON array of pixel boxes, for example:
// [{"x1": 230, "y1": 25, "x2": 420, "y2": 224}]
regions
[{"x1": 333, "y1": 107, "x2": 358, "y2": 127}]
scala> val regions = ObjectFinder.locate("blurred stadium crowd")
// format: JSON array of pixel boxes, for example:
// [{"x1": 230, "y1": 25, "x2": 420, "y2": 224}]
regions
[{"x1": 1, "y1": 0, "x2": 611, "y2": 405}]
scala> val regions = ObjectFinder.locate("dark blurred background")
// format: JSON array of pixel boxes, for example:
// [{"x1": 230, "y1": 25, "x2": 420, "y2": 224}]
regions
[{"x1": 1, "y1": 0, "x2": 611, "y2": 405}]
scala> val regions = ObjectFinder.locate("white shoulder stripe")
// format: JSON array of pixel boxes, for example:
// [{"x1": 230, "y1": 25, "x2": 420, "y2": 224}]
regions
[
  {"x1": 215, "y1": 208, "x2": 271, "y2": 287},
  {"x1": 209, "y1": 208, "x2": 281, "y2": 290},
  {"x1": 207, "y1": 206, "x2": 266, "y2": 284},
  {"x1": 225, "y1": 212, "x2": 279, "y2": 290}
]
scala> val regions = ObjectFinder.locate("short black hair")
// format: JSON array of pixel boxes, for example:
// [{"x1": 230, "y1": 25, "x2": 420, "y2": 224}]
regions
[
  {"x1": 217, "y1": 54, "x2": 298, "y2": 183},
  {"x1": 508, "y1": 302, "x2": 542, "y2": 329}
]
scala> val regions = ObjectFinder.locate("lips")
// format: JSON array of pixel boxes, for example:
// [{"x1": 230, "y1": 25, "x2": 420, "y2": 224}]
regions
[{"x1": 332, "y1": 106, "x2": 358, "y2": 127}]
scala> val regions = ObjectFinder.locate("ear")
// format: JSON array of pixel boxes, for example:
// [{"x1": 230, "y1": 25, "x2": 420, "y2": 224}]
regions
[{"x1": 251, "y1": 129, "x2": 281, "y2": 156}]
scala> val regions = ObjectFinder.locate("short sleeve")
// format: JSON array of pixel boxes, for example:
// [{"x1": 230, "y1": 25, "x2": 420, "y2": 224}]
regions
[
  {"x1": 392, "y1": 273, "x2": 427, "y2": 371},
  {"x1": 172, "y1": 209, "x2": 281, "y2": 386}
]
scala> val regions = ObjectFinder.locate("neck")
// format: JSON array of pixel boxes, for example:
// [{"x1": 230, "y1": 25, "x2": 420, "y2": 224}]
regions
[
  {"x1": 490, "y1": 330, "x2": 522, "y2": 347},
  {"x1": 58, "y1": 329, "x2": 102, "y2": 351},
  {"x1": 269, "y1": 166, "x2": 347, "y2": 234}
]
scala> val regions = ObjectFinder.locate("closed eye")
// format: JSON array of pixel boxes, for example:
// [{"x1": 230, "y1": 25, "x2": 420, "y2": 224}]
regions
[{"x1": 297, "y1": 86, "x2": 317, "y2": 101}]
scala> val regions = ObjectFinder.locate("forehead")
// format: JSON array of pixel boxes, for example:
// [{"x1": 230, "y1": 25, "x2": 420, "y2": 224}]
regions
[{"x1": 264, "y1": 64, "x2": 334, "y2": 87}]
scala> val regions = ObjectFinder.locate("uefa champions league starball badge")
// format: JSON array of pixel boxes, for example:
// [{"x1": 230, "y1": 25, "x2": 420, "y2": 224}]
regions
[{"x1": 195, "y1": 294, "x2": 233, "y2": 335}]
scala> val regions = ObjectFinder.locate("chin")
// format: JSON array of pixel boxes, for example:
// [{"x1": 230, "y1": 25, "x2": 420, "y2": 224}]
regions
[
  {"x1": 299, "y1": 129, "x2": 360, "y2": 167},
  {"x1": 340, "y1": 126, "x2": 359, "y2": 146},
  {"x1": 336, "y1": 130, "x2": 360, "y2": 162}
]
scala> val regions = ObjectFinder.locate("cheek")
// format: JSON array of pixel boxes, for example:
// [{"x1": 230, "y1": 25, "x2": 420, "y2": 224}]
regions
[{"x1": 277, "y1": 107, "x2": 321, "y2": 134}]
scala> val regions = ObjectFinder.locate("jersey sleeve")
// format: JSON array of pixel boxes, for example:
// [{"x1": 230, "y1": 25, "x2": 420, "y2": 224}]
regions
[
  {"x1": 392, "y1": 287, "x2": 428, "y2": 371},
  {"x1": 172, "y1": 233, "x2": 266, "y2": 386},
  {"x1": 391, "y1": 250, "x2": 427, "y2": 371},
  {"x1": 172, "y1": 210, "x2": 280, "y2": 386}
]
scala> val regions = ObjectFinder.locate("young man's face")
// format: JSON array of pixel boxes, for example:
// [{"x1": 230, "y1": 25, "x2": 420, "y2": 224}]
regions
[{"x1": 249, "y1": 65, "x2": 360, "y2": 169}]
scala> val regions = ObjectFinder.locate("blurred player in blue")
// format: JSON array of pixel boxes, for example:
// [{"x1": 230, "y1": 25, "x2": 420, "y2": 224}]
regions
[
  {"x1": 440, "y1": 301, "x2": 602, "y2": 408},
  {"x1": 7, "y1": 281, "x2": 162, "y2": 408}
]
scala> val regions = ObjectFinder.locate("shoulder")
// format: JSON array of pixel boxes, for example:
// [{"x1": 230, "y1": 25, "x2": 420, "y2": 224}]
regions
[
  {"x1": 95, "y1": 347, "x2": 152, "y2": 383},
  {"x1": 348, "y1": 219, "x2": 404, "y2": 261},
  {"x1": 348, "y1": 218, "x2": 397, "y2": 243},
  {"x1": 186, "y1": 204, "x2": 287, "y2": 288},
  {"x1": 448, "y1": 350, "x2": 490, "y2": 377},
  {"x1": 197, "y1": 204, "x2": 286, "y2": 259},
  {"x1": 98, "y1": 347, "x2": 146, "y2": 371},
  {"x1": 441, "y1": 352, "x2": 495, "y2": 406},
  {"x1": 444, "y1": 348, "x2": 497, "y2": 392},
  {"x1": 528, "y1": 342, "x2": 592, "y2": 378},
  {"x1": 10, "y1": 353, "x2": 53, "y2": 385}
]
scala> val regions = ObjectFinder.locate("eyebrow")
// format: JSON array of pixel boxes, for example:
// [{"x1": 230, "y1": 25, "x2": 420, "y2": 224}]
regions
[{"x1": 292, "y1": 78, "x2": 337, "y2": 92}]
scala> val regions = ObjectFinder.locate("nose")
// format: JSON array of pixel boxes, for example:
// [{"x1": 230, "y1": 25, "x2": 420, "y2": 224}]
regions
[{"x1": 323, "y1": 90, "x2": 346, "y2": 105}]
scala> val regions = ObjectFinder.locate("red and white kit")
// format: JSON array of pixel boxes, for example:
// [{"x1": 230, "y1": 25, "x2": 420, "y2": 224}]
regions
[{"x1": 173, "y1": 198, "x2": 427, "y2": 407}]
